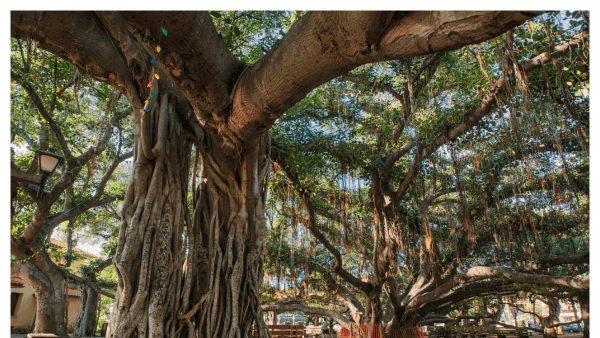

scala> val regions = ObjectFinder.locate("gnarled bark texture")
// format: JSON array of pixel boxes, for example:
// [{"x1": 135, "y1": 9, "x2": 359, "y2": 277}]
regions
[
  {"x1": 107, "y1": 87, "x2": 271, "y2": 338},
  {"x1": 74, "y1": 285, "x2": 99, "y2": 337}
]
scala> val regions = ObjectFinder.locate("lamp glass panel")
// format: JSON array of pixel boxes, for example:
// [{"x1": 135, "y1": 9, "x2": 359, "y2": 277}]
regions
[{"x1": 40, "y1": 154, "x2": 60, "y2": 173}]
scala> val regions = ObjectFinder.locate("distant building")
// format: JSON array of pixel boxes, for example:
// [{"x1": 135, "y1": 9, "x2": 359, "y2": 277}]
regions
[{"x1": 10, "y1": 238, "x2": 100, "y2": 333}]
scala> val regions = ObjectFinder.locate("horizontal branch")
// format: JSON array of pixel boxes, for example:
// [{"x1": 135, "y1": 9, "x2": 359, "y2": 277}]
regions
[
  {"x1": 11, "y1": 166, "x2": 42, "y2": 185},
  {"x1": 67, "y1": 272, "x2": 115, "y2": 299},
  {"x1": 261, "y1": 303, "x2": 350, "y2": 329},
  {"x1": 517, "y1": 254, "x2": 589, "y2": 273},
  {"x1": 230, "y1": 11, "x2": 537, "y2": 146}
]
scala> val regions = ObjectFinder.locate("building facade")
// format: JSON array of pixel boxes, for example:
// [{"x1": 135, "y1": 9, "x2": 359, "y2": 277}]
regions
[{"x1": 10, "y1": 238, "x2": 100, "y2": 333}]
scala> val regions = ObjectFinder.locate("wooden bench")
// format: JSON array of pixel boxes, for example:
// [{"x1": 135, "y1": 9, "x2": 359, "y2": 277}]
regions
[
  {"x1": 496, "y1": 328, "x2": 530, "y2": 338},
  {"x1": 27, "y1": 334, "x2": 59, "y2": 338},
  {"x1": 428, "y1": 325, "x2": 531, "y2": 338},
  {"x1": 254, "y1": 324, "x2": 306, "y2": 338}
]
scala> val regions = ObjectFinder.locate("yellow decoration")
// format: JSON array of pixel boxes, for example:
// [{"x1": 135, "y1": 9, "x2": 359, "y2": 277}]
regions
[
  {"x1": 156, "y1": 46, "x2": 161, "y2": 53},
  {"x1": 154, "y1": 73, "x2": 160, "y2": 80}
]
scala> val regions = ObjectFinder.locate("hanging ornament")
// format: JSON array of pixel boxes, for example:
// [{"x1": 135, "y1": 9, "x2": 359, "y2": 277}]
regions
[
  {"x1": 162, "y1": 28, "x2": 168, "y2": 36},
  {"x1": 154, "y1": 73, "x2": 160, "y2": 80},
  {"x1": 478, "y1": 88, "x2": 482, "y2": 95},
  {"x1": 451, "y1": 100, "x2": 455, "y2": 104},
  {"x1": 56, "y1": 87, "x2": 61, "y2": 92},
  {"x1": 156, "y1": 45, "x2": 161, "y2": 53},
  {"x1": 151, "y1": 59, "x2": 156, "y2": 64},
  {"x1": 80, "y1": 93, "x2": 84, "y2": 98},
  {"x1": 147, "y1": 82, "x2": 152, "y2": 88}
]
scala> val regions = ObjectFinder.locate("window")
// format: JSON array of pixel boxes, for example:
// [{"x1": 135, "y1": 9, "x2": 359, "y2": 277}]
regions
[{"x1": 11, "y1": 293, "x2": 21, "y2": 316}]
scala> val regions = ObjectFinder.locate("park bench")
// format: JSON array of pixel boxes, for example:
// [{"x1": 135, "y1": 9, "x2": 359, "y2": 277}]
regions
[
  {"x1": 496, "y1": 327, "x2": 530, "y2": 338},
  {"x1": 427, "y1": 326, "x2": 450, "y2": 338},
  {"x1": 254, "y1": 324, "x2": 311, "y2": 338}
]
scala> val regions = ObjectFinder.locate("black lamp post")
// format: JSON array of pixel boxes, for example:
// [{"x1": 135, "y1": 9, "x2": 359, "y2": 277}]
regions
[{"x1": 36, "y1": 149, "x2": 64, "y2": 198}]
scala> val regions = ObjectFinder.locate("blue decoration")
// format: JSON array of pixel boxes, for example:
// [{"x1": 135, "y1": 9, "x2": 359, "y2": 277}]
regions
[
  {"x1": 151, "y1": 59, "x2": 156, "y2": 64},
  {"x1": 80, "y1": 93, "x2": 84, "y2": 98}
]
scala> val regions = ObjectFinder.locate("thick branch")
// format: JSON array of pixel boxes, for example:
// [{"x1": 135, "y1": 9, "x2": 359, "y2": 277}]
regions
[
  {"x1": 230, "y1": 11, "x2": 537, "y2": 146},
  {"x1": 67, "y1": 272, "x2": 115, "y2": 299},
  {"x1": 262, "y1": 304, "x2": 351, "y2": 329}
]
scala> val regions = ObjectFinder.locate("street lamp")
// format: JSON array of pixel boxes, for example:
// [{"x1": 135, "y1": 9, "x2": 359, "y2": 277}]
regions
[{"x1": 36, "y1": 149, "x2": 64, "y2": 198}]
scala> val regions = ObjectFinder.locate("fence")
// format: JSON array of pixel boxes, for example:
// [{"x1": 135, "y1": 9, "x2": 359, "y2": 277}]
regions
[{"x1": 339, "y1": 323, "x2": 423, "y2": 338}]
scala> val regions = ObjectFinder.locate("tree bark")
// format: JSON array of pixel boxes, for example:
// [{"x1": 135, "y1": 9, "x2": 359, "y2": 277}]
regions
[
  {"x1": 267, "y1": 311, "x2": 278, "y2": 325},
  {"x1": 74, "y1": 285, "x2": 99, "y2": 337},
  {"x1": 107, "y1": 85, "x2": 271, "y2": 338},
  {"x1": 578, "y1": 294, "x2": 589, "y2": 338}
]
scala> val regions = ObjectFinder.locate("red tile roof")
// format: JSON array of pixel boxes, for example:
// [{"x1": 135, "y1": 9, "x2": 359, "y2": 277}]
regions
[
  {"x1": 67, "y1": 288, "x2": 82, "y2": 297},
  {"x1": 50, "y1": 238, "x2": 99, "y2": 259},
  {"x1": 10, "y1": 278, "x2": 25, "y2": 287}
]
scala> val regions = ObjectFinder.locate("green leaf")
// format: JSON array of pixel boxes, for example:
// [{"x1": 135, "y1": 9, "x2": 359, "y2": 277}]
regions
[
  {"x1": 224, "y1": 18, "x2": 231, "y2": 24},
  {"x1": 233, "y1": 26, "x2": 242, "y2": 36},
  {"x1": 209, "y1": 11, "x2": 221, "y2": 18}
]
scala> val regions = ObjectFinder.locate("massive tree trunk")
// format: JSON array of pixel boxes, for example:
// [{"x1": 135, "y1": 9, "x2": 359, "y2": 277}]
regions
[{"x1": 107, "y1": 86, "x2": 271, "y2": 338}]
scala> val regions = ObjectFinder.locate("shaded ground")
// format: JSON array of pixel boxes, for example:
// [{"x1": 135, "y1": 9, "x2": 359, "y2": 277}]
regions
[{"x1": 10, "y1": 335, "x2": 99, "y2": 338}]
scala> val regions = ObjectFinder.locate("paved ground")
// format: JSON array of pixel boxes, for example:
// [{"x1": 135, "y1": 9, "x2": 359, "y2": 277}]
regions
[{"x1": 10, "y1": 335, "x2": 98, "y2": 338}]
